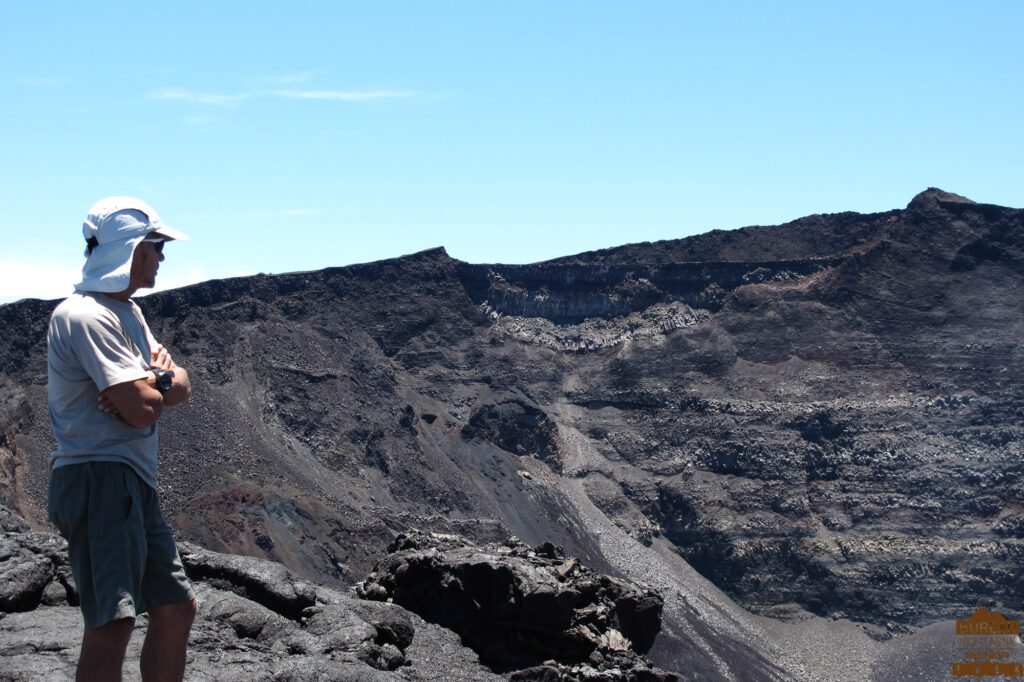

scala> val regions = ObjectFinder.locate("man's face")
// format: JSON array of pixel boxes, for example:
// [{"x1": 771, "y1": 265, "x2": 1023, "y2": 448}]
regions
[{"x1": 129, "y1": 239, "x2": 166, "y2": 290}]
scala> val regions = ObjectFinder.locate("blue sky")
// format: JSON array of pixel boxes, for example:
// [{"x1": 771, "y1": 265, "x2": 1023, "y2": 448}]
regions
[{"x1": 2, "y1": 1, "x2": 1021, "y2": 303}]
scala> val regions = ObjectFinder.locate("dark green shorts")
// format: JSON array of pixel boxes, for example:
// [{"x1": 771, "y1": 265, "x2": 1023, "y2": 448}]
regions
[{"x1": 48, "y1": 461, "x2": 194, "y2": 629}]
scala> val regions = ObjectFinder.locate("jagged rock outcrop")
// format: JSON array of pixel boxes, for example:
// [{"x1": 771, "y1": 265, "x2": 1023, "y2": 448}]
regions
[
  {"x1": 463, "y1": 401, "x2": 562, "y2": 467},
  {"x1": 0, "y1": 506, "x2": 503, "y2": 680},
  {"x1": 0, "y1": 528, "x2": 75, "y2": 614},
  {"x1": 357, "y1": 531, "x2": 676, "y2": 680},
  {"x1": 0, "y1": 507, "x2": 678, "y2": 680}
]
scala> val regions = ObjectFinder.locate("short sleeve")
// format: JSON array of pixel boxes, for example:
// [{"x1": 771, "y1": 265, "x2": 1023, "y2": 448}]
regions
[{"x1": 67, "y1": 309, "x2": 151, "y2": 392}]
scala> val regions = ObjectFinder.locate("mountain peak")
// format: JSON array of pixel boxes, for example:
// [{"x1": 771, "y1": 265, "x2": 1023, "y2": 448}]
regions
[{"x1": 906, "y1": 187, "x2": 976, "y2": 212}]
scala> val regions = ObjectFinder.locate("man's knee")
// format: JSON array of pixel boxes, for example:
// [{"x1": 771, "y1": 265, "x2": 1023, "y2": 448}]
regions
[
  {"x1": 82, "y1": 616, "x2": 135, "y2": 652},
  {"x1": 148, "y1": 598, "x2": 197, "y2": 634}
]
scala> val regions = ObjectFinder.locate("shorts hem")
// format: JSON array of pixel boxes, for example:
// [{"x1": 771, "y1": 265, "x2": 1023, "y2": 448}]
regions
[{"x1": 84, "y1": 602, "x2": 137, "y2": 630}]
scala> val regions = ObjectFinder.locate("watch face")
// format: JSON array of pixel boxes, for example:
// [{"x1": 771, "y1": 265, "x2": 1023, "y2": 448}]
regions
[{"x1": 157, "y1": 370, "x2": 174, "y2": 391}]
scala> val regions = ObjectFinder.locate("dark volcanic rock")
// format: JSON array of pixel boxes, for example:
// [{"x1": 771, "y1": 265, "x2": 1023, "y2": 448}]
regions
[
  {"x1": 178, "y1": 540, "x2": 318, "y2": 620},
  {"x1": 0, "y1": 530, "x2": 72, "y2": 613},
  {"x1": 0, "y1": 507, "x2": 502, "y2": 681},
  {"x1": 463, "y1": 401, "x2": 562, "y2": 467},
  {"x1": 357, "y1": 531, "x2": 674, "y2": 679},
  {"x1": 1, "y1": 507, "x2": 675, "y2": 680},
  {"x1": 2, "y1": 190, "x2": 1024, "y2": 679}
]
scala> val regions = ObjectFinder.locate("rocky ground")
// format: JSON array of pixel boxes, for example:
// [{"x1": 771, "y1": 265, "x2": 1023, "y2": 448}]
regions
[
  {"x1": 1, "y1": 188, "x2": 1022, "y2": 679},
  {"x1": 1, "y1": 505, "x2": 678, "y2": 680},
  {"x1": 8, "y1": 503, "x2": 1021, "y2": 682}
]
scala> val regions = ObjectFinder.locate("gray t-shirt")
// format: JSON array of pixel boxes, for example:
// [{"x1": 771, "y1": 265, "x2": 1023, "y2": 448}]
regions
[{"x1": 47, "y1": 292, "x2": 160, "y2": 488}]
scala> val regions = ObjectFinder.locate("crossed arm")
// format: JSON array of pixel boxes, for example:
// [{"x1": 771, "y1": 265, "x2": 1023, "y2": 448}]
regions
[{"x1": 98, "y1": 345, "x2": 192, "y2": 428}]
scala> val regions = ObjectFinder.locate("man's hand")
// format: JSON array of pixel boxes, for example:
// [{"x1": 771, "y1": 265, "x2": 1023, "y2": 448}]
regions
[
  {"x1": 150, "y1": 344, "x2": 176, "y2": 371},
  {"x1": 149, "y1": 345, "x2": 192, "y2": 407},
  {"x1": 96, "y1": 392, "x2": 121, "y2": 417}
]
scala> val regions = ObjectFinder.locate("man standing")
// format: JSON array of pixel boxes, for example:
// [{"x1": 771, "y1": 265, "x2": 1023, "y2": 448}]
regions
[{"x1": 47, "y1": 197, "x2": 197, "y2": 682}]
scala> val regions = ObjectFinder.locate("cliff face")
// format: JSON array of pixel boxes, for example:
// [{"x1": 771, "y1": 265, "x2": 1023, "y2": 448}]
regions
[
  {"x1": 0, "y1": 189, "x2": 1021, "y2": 679},
  {"x1": 458, "y1": 257, "x2": 841, "y2": 323}
]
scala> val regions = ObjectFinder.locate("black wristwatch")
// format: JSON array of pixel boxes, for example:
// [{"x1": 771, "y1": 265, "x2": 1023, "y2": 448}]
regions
[{"x1": 152, "y1": 369, "x2": 175, "y2": 393}]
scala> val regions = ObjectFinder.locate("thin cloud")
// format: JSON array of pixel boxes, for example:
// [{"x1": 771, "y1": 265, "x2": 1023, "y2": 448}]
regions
[
  {"x1": 151, "y1": 84, "x2": 421, "y2": 108},
  {"x1": 0, "y1": 261, "x2": 234, "y2": 304},
  {"x1": 150, "y1": 87, "x2": 250, "y2": 106},
  {"x1": 270, "y1": 89, "x2": 417, "y2": 101},
  {"x1": 0, "y1": 261, "x2": 79, "y2": 304}
]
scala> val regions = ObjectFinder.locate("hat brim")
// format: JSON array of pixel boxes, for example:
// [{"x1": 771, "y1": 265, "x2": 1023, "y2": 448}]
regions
[{"x1": 149, "y1": 224, "x2": 189, "y2": 241}]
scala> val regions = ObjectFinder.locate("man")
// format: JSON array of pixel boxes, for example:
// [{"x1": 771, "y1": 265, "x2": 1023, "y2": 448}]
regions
[{"x1": 47, "y1": 197, "x2": 197, "y2": 682}]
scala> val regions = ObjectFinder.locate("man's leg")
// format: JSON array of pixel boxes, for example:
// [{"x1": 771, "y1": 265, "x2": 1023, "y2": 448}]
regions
[
  {"x1": 140, "y1": 597, "x2": 197, "y2": 682},
  {"x1": 49, "y1": 464, "x2": 145, "y2": 682},
  {"x1": 135, "y1": 468, "x2": 196, "y2": 682},
  {"x1": 77, "y1": 617, "x2": 134, "y2": 682}
]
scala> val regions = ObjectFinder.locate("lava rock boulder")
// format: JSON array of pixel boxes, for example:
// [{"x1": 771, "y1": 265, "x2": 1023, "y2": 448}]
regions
[{"x1": 357, "y1": 530, "x2": 674, "y2": 680}]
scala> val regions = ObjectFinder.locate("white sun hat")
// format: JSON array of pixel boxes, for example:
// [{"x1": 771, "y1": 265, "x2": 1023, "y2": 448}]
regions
[{"x1": 76, "y1": 196, "x2": 189, "y2": 293}]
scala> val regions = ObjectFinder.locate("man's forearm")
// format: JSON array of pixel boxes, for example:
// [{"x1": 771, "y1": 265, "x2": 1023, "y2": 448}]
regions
[{"x1": 100, "y1": 379, "x2": 164, "y2": 428}]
